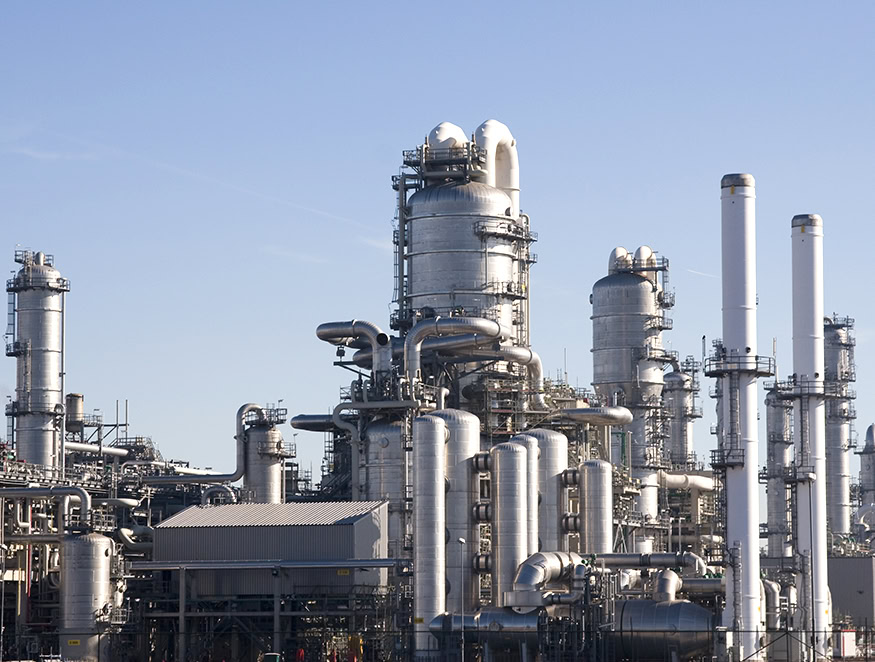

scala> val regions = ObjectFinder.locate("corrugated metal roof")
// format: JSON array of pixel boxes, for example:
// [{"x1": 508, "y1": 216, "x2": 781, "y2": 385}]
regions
[{"x1": 155, "y1": 501, "x2": 386, "y2": 529}]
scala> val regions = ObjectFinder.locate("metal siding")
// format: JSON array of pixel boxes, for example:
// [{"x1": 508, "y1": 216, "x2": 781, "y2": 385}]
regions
[
  {"x1": 828, "y1": 557, "x2": 875, "y2": 626},
  {"x1": 155, "y1": 501, "x2": 386, "y2": 528}
]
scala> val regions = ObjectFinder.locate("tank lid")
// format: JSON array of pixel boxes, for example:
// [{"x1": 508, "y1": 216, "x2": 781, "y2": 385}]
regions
[
  {"x1": 791, "y1": 214, "x2": 823, "y2": 228},
  {"x1": 721, "y1": 173, "x2": 755, "y2": 188}
]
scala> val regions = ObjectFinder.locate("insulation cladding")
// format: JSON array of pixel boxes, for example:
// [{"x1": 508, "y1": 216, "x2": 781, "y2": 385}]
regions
[
  {"x1": 244, "y1": 422, "x2": 286, "y2": 503},
  {"x1": 405, "y1": 182, "x2": 519, "y2": 329},
  {"x1": 363, "y1": 420, "x2": 406, "y2": 554},
  {"x1": 60, "y1": 533, "x2": 114, "y2": 662},
  {"x1": 7, "y1": 251, "x2": 69, "y2": 468},
  {"x1": 153, "y1": 502, "x2": 388, "y2": 595},
  {"x1": 528, "y1": 428, "x2": 569, "y2": 552}
]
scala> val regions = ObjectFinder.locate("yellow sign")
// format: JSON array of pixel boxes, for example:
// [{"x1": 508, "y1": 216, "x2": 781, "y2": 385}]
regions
[
  {"x1": 414, "y1": 617, "x2": 424, "y2": 624},
  {"x1": 336, "y1": 568, "x2": 350, "y2": 576},
  {"x1": 68, "y1": 639, "x2": 81, "y2": 646}
]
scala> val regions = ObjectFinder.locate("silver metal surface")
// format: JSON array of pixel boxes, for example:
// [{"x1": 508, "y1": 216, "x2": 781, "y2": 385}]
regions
[
  {"x1": 664, "y1": 370, "x2": 694, "y2": 465},
  {"x1": 861, "y1": 425, "x2": 875, "y2": 505},
  {"x1": 433, "y1": 409, "x2": 481, "y2": 614},
  {"x1": 156, "y1": 501, "x2": 386, "y2": 528},
  {"x1": 430, "y1": 607, "x2": 541, "y2": 648},
  {"x1": 721, "y1": 173, "x2": 756, "y2": 188},
  {"x1": 8, "y1": 251, "x2": 68, "y2": 467},
  {"x1": 60, "y1": 533, "x2": 113, "y2": 662},
  {"x1": 510, "y1": 434, "x2": 539, "y2": 555},
  {"x1": 406, "y1": 182, "x2": 519, "y2": 330},
  {"x1": 765, "y1": 389, "x2": 794, "y2": 557},
  {"x1": 824, "y1": 316, "x2": 855, "y2": 535},
  {"x1": 791, "y1": 213, "x2": 824, "y2": 227},
  {"x1": 610, "y1": 599, "x2": 714, "y2": 661},
  {"x1": 490, "y1": 442, "x2": 528, "y2": 607},
  {"x1": 527, "y1": 429, "x2": 568, "y2": 552},
  {"x1": 413, "y1": 415, "x2": 447, "y2": 654},
  {"x1": 65, "y1": 392, "x2": 84, "y2": 433},
  {"x1": 244, "y1": 421, "x2": 285, "y2": 503},
  {"x1": 364, "y1": 420, "x2": 405, "y2": 553},
  {"x1": 578, "y1": 459, "x2": 613, "y2": 553}
]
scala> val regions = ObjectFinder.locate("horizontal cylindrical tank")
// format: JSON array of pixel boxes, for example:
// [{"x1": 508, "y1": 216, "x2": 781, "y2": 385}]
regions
[
  {"x1": 364, "y1": 421, "x2": 405, "y2": 553},
  {"x1": 433, "y1": 409, "x2": 481, "y2": 614},
  {"x1": 406, "y1": 181, "x2": 519, "y2": 329},
  {"x1": 244, "y1": 423, "x2": 285, "y2": 504},
  {"x1": 490, "y1": 442, "x2": 528, "y2": 607},
  {"x1": 610, "y1": 599, "x2": 714, "y2": 661},
  {"x1": 579, "y1": 460, "x2": 613, "y2": 553},
  {"x1": 60, "y1": 533, "x2": 114, "y2": 662},
  {"x1": 528, "y1": 429, "x2": 568, "y2": 552}
]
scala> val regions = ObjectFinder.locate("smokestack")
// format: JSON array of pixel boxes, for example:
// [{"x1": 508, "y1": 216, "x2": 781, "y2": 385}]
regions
[
  {"x1": 713, "y1": 174, "x2": 768, "y2": 660},
  {"x1": 791, "y1": 213, "x2": 830, "y2": 654}
]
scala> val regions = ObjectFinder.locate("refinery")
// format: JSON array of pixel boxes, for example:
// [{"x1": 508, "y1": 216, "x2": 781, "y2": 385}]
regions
[{"x1": 2, "y1": 119, "x2": 873, "y2": 662}]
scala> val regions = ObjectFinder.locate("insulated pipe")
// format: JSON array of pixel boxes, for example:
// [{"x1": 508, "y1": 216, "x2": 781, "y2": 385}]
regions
[
  {"x1": 593, "y1": 552, "x2": 708, "y2": 576},
  {"x1": 474, "y1": 120, "x2": 520, "y2": 218},
  {"x1": 118, "y1": 527, "x2": 152, "y2": 552},
  {"x1": 719, "y1": 174, "x2": 763, "y2": 659},
  {"x1": 579, "y1": 460, "x2": 613, "y2": 553},
  {"x1": 551, "y1": 407, "x2": 633, "y2": 426},
  {"x1": 351, "y1": 333, "x2": 499, "y2": 368},
  {"x1": 490, "y1": 442, "x2": 528, "y2": 607},
  {"x1": 447, "y1": 345, "x2": 549, "y2": 410},
  {"x1": 792, "y1": 213, "x2": 830, "y2": 654},
  {"x1": 142, "y1": 403, "x2": 260, "y2": 485},
  {"x1": 511, "y1": 551, "x2": 582, "y2": 592},
  {"x1": 511, "y1": 434, "x2": 540, "y2": 555},
  {"x1": 201, "y1": 484, "x2": 236, "y2": 505},
  {"x1": 653, "y1": 569, "x2": 682, "y2": 602},
  {"x1": 763, "y1": 579, "x2": 782, "y2": 630},
  {"x1": 64, "y1": 441, "x2": 129, "y2": 457},
  {"x1": 0, "y1": 486, "x2": 91, "y2": 523},
  {"x1": 528, "y1": 429, "x2": 568, "y2": 552},
  {"x1": 404, "y1": 317, "x2": 511, "y2": 381},
  {"x1": 316, "y1": 320, "x2": 392, "y2": 372},
  {"x1": 289, "y1": 414, "x2": 339, "y2": 432},
  {"x1": 432, "y1": 409, "x2": 480, "y2": 615},
  {"x1": 121, "y1": 460, "x2": 215, "y2": 476},
  {"x1": 656, "y1": 471, "x2": 714, "y2": 492},
  {"x1": 413, "y1": 415, "x2": 447, "y2": 655}
]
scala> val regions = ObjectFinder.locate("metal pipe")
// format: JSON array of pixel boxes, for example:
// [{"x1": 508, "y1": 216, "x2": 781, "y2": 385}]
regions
[
  {"x1": 474, "y1": 120, "x2": 520, "y2": 218},
  {"x1": 351, "y1": 333, "x2": 499, "y2": 368},
  {"x1": 656, "y1": 471, "x2": 714, "y2": 491},
  {"x1": 527, "y1": 429, "x2": 568, "y2": 552},
  {"x1": 63, "y1": 441, "x2": 129, "y2": 457},
  {"x1": 491, "y1": 442, "x2": 528, "y2": 607},
  {"x1": 551, "y1": 406, "x2": 633, "y2": 425},
  {"x1": 791, "y1": 213, "x2": 829, "y2": 654},
  {"x1": 718, "y1": 173, "x2": 764, "y2": 659},
  {"x1": 201, "y1": 484, "x2": 236, "y2": 505},
  {"x1": 404, "y1": 317, "x2": 510, "y2": 381},
  {"x1": 593, "y1": 552, "x2": 708, "y2": 576},
  {"x1": 121, "y1": 460, "x2": 215, "y2": 475},
  {"x1": 118, "y1": 527, "x2": 152, "y2": 551},
  {"x1": 316, "y1": 320, "x2": 391, "y2": 371},
  {"x1": 511, "y1": 551, "x2": 582, "y2": 592},
  {"x1": 289, "y1": 414, "x2": 340, "y2": 431},
  {"x1": 142, "y1": 403, "x2": 260, "y2": 485},
  {"x1": 413, "y1": 415, "x2": 447, "y2": 655},
  {"x1": 579, "y1": 460, "x2": 613, "y2": 553},
  {"x1": 510, "y1": 434, "x2": 539, "y2": 555},
  {"x1": 130, "y1": 558, "x2": 405, "y2": 570},
  {"x1": 448, "y1": 345, "x2": 548, "y2": 410},
  {"x1": 0, "y1": 487, "x2": 91, "y2": 523},
  {"x1": 653, "y1": 568, "x2": 682, "y2": 602}
]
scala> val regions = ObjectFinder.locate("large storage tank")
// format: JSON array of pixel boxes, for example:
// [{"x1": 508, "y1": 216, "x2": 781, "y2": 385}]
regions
[
  {"x1": 243, "y1": 408, "x2": 290, "y2": 504},
  {"x1": 7, "y1": 251, "x2": 69, "y2": 468},
  {"x1": 363, "y1": 420, "x2": 406, "y2": 555},
  {"x1": 406, "y1": 181, "x2": 520, "y2": 330},
  {"x1": 60, "y1": 533, "x2": 114, "y2": 662}
]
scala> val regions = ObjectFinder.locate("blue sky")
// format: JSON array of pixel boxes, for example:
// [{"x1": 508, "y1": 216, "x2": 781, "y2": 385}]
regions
[{"x1": 2, "y1": 3, "x2": 874, "y2": 493}]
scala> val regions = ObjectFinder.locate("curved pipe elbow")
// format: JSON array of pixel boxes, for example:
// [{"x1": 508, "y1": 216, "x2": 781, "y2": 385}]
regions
[
  {"x1": 201, "y1": 484, "x2": 237, "y2": 505},
  {"x1": 474, "y1": 119, "x2": 520, "y2": 218},
  {"x1": 657, "y1": 471, "x2": 715, "y2": 492},
  {"x1": 316, "y1": 320, "x2": 391, "y2": 371},
  {"x1": 512, "y1": 551, "x2": 581, "y2": 592},
  {"x1": 404, "y1": 317, "x2": 511, "y2": 381},
  {"x1": 118, "y1": 527, "x2": 153, "y2": 552}
]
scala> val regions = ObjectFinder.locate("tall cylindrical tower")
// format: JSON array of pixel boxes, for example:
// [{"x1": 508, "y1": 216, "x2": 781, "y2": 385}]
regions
[
  {"x1": 765, "y1": 389, "x2": 793, "y2": 558},
  {"x1": 860, "y1": 425, "x2": 875, "y2": 505},
  {"x1": 791, "y1": 213, "x2": 830, "y2": 654},
  {"x1": 707, "y1": 174, "x2": 769, "y2": 660},
  {"x1": 510, "y1": 433, "x2": 539, "y2": 556},
  {"x1": 7, "y1": 251, "x2": 69, "y2": 468},
  {"x1": 824, "y1": 315, "x2": 855, "y2": 537},
  {"x1": 243, "y1": 407, "x2": 290, "y2": 503},
  {"x1": 528, "y1": 428, "x2": 569, "y2": 552},
  {"x1": 60, "y1": 533, "x2": 114, "y2": 662},
  {"x1": 490, "y1": 441, "x2": 528, "y2": 607},
  {"x1": 578, "y1": 459, "x2": 613, "y2": 554},
  {"x1": 364, "y1": 421, "x2": 406, "y2": 554},
  {"x1": 591, "y1": 245, "x2": 672, "y2": 552}
]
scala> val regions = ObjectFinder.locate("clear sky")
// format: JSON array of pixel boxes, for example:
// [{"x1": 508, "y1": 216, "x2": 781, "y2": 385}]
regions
[{"x1": 2, "y1": 3, "x2": 874, "y2": 498}]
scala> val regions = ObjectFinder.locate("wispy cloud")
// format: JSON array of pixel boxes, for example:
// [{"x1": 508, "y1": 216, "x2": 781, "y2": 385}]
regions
[
  {"x1": 686, "y1": 268, "x2": 717, "y2": 278},
  {"x1": 6, "y1": 146, "x2": 97, "y2": 161},
  {"x1": 359, "y1": 236, "x2": 394, "y2": 253},
  {"x1": 261, "y1": 245, "x2": 331, "y2": 265}
]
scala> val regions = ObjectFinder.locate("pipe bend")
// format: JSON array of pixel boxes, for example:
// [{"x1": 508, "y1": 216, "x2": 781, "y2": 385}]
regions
[
  {"x1": 512, "y1": 551, "x2": 581, "y2": 591},
  {"x1": 554, "y1": 406, "x2": 633, "y2": 426},
  {"x1": 317, "y1": 320, "x2": 391, "y2": 371},
  {"x1": 404, "y1": 317, "x2": 511, "y2": 380},
  {"x1": 201, "y1": 484, "x2": 237, "y2": 505},
  {"x1": 657, "y1": 470, "x2": 714, "y2": 492},
  {"x1": 118, "y1": 527, "x2": 153, "y2": 552}
]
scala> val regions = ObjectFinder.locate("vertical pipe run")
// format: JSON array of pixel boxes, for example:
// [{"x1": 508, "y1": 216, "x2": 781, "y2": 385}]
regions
[
  {"x1": 528, "y1": 429, "x2": 569, "y2": 552},
  {"x1": 765, "y1": 390, "x2": 794, "y2": 558},
  {"x1": 510, "y1": 434, "x2": 539, "y2": 555},
  {"x1": 791, "y1": 213, "x2": 829, "y2": 654},
  {"x1": 413, "y1": 415, "x2": 447, "y2": 655},
  {"x1": 433, "y1": 409, "x2": 480, "y2": 614},
  {"x1": 719, "y1": 174, "x2": 763, "y2": 660},
  {"x1": 578, "y1": 460, "x2": 613, "y2": 553},
  {"x1": 490, "y1": 442, "x2": 528, "y2": 607}
]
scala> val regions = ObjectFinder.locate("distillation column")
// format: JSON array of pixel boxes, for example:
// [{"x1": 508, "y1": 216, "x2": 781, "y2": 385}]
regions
[
  {"x1": 824, "y1": 316, "x2": 855, "y2": 537},
  {"x1": 6, "y1": 251, "x2": 69, "y2": 468},
  {"x1": 791, "y1": 214, "x2": 830, "y2": 654},
  {"x1": 765, "y1": 389, "x2": 793, "y2": 558},
  {"x1": 711, "y1": 174, "x2": 768, "y2": 660}
]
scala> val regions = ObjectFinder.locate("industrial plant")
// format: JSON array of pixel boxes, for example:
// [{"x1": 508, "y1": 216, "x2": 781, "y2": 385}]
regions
[{"x1": 3, "y1": 119, "x2": 873, "y2": 661}]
